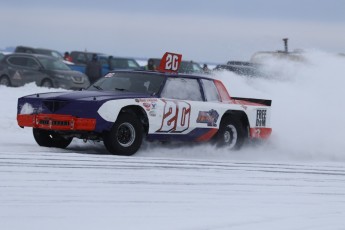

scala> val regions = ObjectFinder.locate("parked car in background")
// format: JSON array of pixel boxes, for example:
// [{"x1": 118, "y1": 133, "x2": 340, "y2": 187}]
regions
[
  {"x1": 0, "y1": 51, "x2": 12, "y2": 61},
  {"x1": 15, "y1": 46, "x2": 64, "y2": 60},
  {"x1": 0, "y1": 53, "x2": 90, "y2": 89},
  {"x1": 214, "y1": 61, "x2": 264, "y2": 77},
  {"x1": 69, "y1": 51, "x2": 103, "y2": 65},
  {"x1": 145, "y1": 58, "x2": 204, "y2": 74},
  {"x1": 0, "y1": 52, "x2": 5, "y2": 61},
  {"x1": 68, "y1": 51, "x2": 142, "y2": 76},
  {"x1": 102, "y1": 56, "x2": 142, "y2": 70}
]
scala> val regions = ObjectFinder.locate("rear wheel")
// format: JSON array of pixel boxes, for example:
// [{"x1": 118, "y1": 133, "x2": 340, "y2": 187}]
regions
[
  {"x1": 33, "y1": 128, "x2": 73, "y2": 148},
  {"x1": 103, "y1": 113, "x2": 143, "y2": 156},
  {"x1": 0, "y1": 75, "x2": 11, "y2": 86},
  {"x1": 216, "y1": 117, "x2": 246, "y2": 150},
  {"x1": 41, "y1": 79, "x2": 53, "y2": 88}
]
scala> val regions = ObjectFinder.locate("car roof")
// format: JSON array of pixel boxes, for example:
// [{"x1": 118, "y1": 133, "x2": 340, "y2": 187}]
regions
[
  {"x1": 5, "y1": 53, "x2": 58, "y2": 60},
  {"x1": 71, "y1": 51, "x2": 104, "y2": 55},
  {"x1": 98, "y1": 55, "x2": 136, "y2": 60},
  {"x1": 108, "y1": 69, "x2": 214, "y2": 81},
  {"x1": 35, "y1": 48, "x2": 57, "y2": 52},
  {"x1": 15, "y1": 45, "x2": 34, "y2": 50},
  {"x1": 15, "y1": 46, "x2": 59, "y2": 53}
]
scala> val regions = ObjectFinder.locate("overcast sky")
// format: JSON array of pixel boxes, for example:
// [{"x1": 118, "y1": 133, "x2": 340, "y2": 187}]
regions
[{"x1": 1, "y1": 0, "x2": 344, "y2": 63}]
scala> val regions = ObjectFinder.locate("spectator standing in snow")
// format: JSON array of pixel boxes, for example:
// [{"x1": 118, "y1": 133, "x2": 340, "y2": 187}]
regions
[
  {"x1": 86, "y1": 54, "x2": 102, "y2": 84},
  {"x1": 63, "y1": 52, "x2": 72, "y2": 62},
  {"x1": 145, "y1": 58, "x2": 156, "y2": 71},
  {"x1": 202, "y1": 64, "x2": 210, "y2": 72},
  {"x1": 108, "y1": 55, "x2": 113, "y2": 70}
]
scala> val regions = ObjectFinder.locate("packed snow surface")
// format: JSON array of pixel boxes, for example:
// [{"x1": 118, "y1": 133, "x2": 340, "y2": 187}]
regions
[{"x1": 1, "y1": 51, "x2": 345, "y2": 230}]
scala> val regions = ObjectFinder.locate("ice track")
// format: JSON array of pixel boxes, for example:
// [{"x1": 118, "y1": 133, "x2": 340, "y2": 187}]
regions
[{"x1": 1, "y1": 149, "x2": 345, "y2": 230}]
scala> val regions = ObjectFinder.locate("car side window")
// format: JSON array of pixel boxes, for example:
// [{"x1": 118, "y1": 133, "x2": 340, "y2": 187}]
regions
[
  {"x1": 201, "y1": 79, "x2": 220, "y2": 102},
  {"x1": 192, "y1": 63, "x2": 202, "y2": 72},
  {"x1": 114, "y1": 59, "x2": 128, "y2": 69},
  {"x1": 76, "y1": 53, "x2": 87, "y2": 64},
  {"x1": 8, "y1": 56, "x2": 31, "y2": 67},
  {"x1": 26, "y1": 58, "x2": 40, "y2": 69},
  {"x1": 98, "y1": 57, "x2": 108, "y2": 66},
  {"x1": 128, "y1": 60, "x2": 139, "y2": 68},
  {"x1": 161, "y1": 77, "x2": 203, "y2": 101},
  {"x1": 51, "y1": 51, "x2": 62, "y2": 59}
]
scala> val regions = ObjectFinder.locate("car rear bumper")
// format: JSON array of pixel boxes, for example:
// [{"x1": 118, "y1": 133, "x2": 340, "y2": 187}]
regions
[{"x1": 249, "y1": 128, "x2": 272, "y2": 139}]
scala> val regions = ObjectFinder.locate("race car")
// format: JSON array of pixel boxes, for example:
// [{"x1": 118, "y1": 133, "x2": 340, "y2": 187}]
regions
[{"x1": 17, "y1": 52, "x2": 272, "y2": 156}]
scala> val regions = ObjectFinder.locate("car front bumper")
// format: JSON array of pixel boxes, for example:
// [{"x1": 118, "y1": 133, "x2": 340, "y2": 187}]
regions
[{"x1": 17, "y1": 114, "x2": 96, "y2": 131}]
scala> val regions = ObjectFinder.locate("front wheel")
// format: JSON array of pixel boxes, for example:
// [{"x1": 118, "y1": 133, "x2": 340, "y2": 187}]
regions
[
  {"x1": 41, "y1": 79, "x2": 53, "y2": 88},
  {"x1": 215, "y1": 117, "x2": 246, "y2": 150},
  {"x1": 33, "y1": 128, "x2": 73, "y2": 148},
  {"x1": 0, "y1": 75, "x2": 11, "y2": 86},
  {"x1": 103, "y1": 113, "x2": 143, "y2": 156}
]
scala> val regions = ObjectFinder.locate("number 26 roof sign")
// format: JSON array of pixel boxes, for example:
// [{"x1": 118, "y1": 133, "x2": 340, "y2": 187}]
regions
[{"x1": 158, "y1": 52, "x2": 182, "y2": 73}]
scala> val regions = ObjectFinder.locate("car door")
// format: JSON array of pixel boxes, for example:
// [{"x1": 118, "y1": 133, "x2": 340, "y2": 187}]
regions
[
  {"x1": 7, "y1": 56, "x2": 45, "y2": 86},
  {"x1": 24, "y1": 57, "x2": 47, "y2": 85},
  {"x1": 158, "y1": 76, "x2": 212, "y2": 141},
  {"x1": 6, "y1": 56, "x2": 29, "y2": 86}
]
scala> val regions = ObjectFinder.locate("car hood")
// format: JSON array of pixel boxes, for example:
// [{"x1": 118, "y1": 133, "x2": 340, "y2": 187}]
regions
[{"x1": 22, "y1": 90, "x2": 152, "y2": 101}]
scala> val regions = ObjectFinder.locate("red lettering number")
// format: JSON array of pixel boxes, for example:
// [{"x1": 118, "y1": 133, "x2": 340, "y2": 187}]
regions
[
  {"x1": 157, "y1": 100, "x2": 191, "y2": 133},
  {"x1": 173, "y1": 101, "x2": 191, "y2": 132}
]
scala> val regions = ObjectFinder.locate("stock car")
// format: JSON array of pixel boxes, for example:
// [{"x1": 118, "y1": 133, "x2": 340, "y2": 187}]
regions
[{"x1": 16, "y1": 52, "x2": 272, "y2": 156}]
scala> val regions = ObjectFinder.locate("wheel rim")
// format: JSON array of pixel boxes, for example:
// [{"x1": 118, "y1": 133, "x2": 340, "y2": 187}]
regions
[
  {"x1": 0, "y1": 77, "x2": 9, "y2": 86},
  {"x1": 224, "y1": 124, "x2": 238, "y2": 149},
  {"x1": 117, "y1": 122, "x2": 136, "y2": 147}
]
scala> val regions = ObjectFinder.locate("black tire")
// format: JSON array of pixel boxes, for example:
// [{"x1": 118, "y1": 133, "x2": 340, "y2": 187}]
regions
[
  {"x1": 215, "y1": 116, "x2": 246, "y2": 150},
  {"x1": 33, "y1": 128, "x2": 73, "y2": 148},
  {"x1": 103, "y1": 113, "x2": 143, "y2": 156},
  {"x1": 41, "y1": 79, "x2": 53, "y2": 88},
  {"x1": 0, "y1": 75, "x2": 11, "y2": 86}
]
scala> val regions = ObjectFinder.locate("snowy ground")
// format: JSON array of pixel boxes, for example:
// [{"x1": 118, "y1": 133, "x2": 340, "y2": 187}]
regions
[{"x1": 1, "y1": 51, "x2": 345, "y2": 230}]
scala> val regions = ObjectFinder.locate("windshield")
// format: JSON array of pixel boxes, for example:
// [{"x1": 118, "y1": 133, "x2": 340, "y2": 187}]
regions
[
  {"x1": 87, "y1": 72, "x2": 165, "y2": 95},
  {"x1": 38, "y1": 57, "x2": 71, "y2": 71}
]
